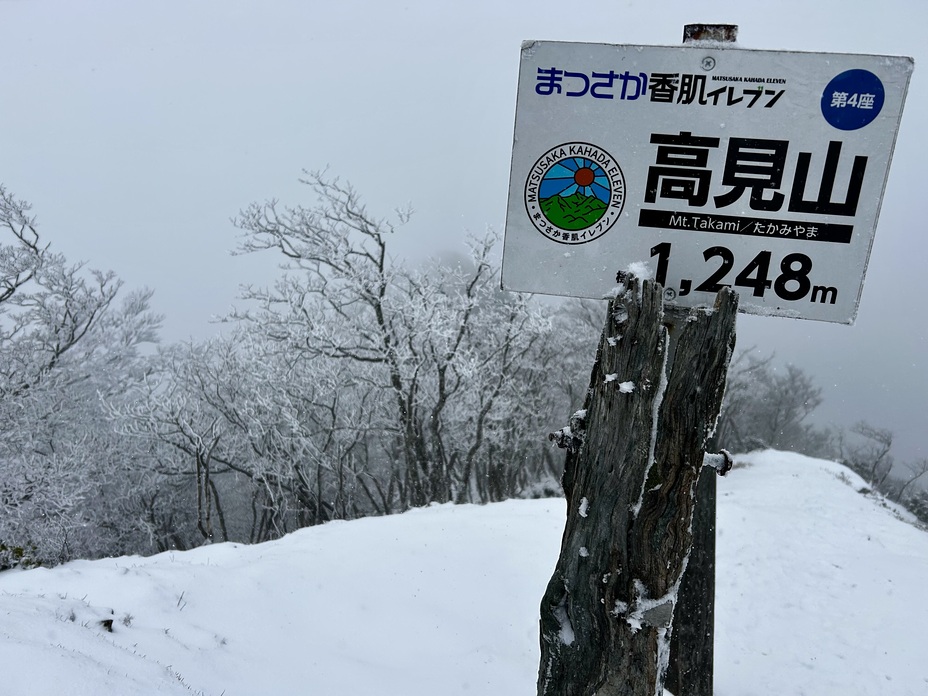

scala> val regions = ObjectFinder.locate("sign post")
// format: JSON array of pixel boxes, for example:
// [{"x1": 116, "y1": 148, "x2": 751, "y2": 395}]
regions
[{"x1": 504, "y1": 27, "x2": 913, "y2": 696}]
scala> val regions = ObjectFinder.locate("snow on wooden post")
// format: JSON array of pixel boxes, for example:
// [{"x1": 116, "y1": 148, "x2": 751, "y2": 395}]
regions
[{"x1": 537, "y1": 275, "x2": 737, "y2": 696}]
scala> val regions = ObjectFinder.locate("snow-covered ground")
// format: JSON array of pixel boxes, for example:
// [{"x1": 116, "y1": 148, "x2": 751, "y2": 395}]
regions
[{"x1": 1, "y1": 450, "x2": 926, "y2": 695}]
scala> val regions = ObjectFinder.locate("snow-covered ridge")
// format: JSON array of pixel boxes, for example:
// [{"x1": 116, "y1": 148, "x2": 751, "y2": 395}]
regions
[{"x1": 1, "y1": 450, "x2": 926, "y2": 695}]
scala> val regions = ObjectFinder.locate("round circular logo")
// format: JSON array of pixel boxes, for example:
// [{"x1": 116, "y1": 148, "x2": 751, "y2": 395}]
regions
[
  {"x1": 524, "y1": 142, "x2": 626, "y2": 244},
  {"x1": 821, "y1": 69, "x2": 885, "y2": 131}
]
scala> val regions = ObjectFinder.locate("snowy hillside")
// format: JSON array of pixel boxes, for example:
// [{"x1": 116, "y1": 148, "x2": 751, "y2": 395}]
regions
[{"x1": 1, "y1": 450, "x2": 926, "y2": 695}]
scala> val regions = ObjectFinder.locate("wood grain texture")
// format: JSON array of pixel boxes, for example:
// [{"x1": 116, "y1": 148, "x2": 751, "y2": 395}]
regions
[{"x1": 538, "y1": 278, "x2": 737, "y2": 696}]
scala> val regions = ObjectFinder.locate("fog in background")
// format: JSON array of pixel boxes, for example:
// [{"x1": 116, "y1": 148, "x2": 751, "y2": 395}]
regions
[{"x1": 1, "y1": 0, "x2": 925, "y2": 462}]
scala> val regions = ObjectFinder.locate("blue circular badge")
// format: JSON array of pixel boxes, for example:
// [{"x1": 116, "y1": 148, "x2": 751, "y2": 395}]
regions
[
  {"x1": 524, "y1": 142, "x2": 625, "y2": 245},
  {"x1": 821, "y1": 69, "x2": 885, "y2": 130}
]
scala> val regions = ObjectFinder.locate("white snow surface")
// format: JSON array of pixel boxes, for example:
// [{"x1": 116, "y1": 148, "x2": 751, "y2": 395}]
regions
[{"x1": 1, "y1": 450, "x2": 927, "y2": 695}]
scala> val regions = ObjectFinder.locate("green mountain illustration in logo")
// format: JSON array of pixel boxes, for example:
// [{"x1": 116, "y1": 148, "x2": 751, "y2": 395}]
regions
[{"x1": 540, "y1": 193, "x2": 607, "y2": 231}]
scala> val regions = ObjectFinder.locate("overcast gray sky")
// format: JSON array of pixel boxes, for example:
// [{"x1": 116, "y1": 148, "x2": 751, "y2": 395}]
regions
[{"x1": 1, "y1": 0, "x2": 925, "y2": 463}]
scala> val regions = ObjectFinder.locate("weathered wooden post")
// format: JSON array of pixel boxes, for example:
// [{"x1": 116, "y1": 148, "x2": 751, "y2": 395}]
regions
[
  {"x1": 538, "y1": 275, "x2": 737, "y2": 696},
  {"x1": 661, "y1": 305, "x2": 722, "y2": 696},
  {"x1": 664, "y1": 423, "x2": 718, "y2": 696}
]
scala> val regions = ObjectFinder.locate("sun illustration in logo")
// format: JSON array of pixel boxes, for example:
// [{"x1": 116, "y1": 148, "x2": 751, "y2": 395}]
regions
[{"x1": 524, "y1": 142, "x2": 625, "y2": 244}]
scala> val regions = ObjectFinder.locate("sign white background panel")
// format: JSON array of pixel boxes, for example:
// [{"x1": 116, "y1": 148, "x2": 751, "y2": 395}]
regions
[{"x1": 502, "y1": 41, "x2": 913, "y2": 323}]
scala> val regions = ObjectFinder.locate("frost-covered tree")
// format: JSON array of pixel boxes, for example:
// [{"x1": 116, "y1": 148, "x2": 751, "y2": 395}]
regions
[
  {"x1": 903, "y1": 487, "x2": 928, "y2": 526},
  {"x1": 112, "y1": 329, "x2": 378, "y2": 544},
  {"x1": 713, "y1": 351, "x2": 833, "y2": 456},
  {"x1": 837, "y1": 422, "x2": 928, "y2": 505},
  {"x1": 892, "y1": 458, "x2": 928, "y2": 504},
  {"x1": 231, "y1": 172, "x2": 575, "y2": 510},
  {"x1": 107, "y1": 173, "x2": 590, "y2": 548},
  {"x1": 0, "y1": 186, "x2": 161, "y2": 567},
  {"x1": 840, "y1": 421, "x2": 895, "y2": 492}
]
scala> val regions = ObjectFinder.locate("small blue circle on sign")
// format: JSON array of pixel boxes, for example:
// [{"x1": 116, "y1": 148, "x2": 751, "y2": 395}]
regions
[{"x1": 821, "y1": 69, "x2": 885, "y2": 130}]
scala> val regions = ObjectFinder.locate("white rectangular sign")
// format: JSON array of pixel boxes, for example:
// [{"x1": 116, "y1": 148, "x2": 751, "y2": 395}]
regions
[{"x1": 502, "y1": 41, "x2": 913, "y2": 323}]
